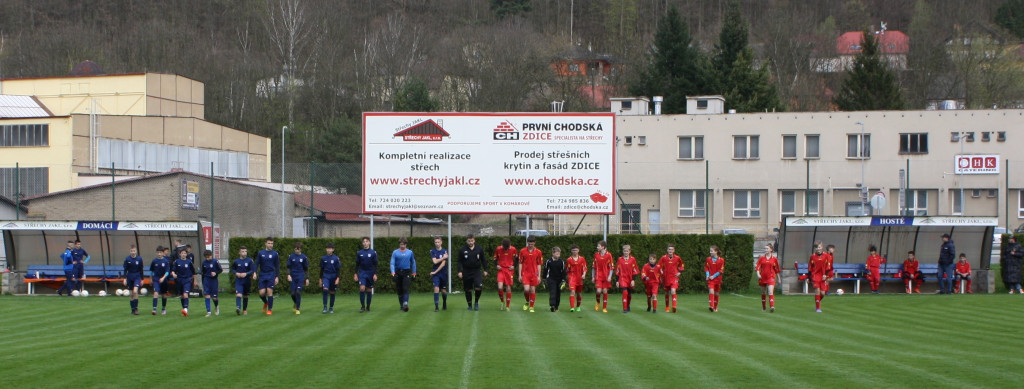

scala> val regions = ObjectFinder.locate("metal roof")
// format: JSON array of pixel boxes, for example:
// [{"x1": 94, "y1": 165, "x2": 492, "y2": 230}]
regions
[{"x1": 0, "y1": 95, "x2": 51, "y2": 118}]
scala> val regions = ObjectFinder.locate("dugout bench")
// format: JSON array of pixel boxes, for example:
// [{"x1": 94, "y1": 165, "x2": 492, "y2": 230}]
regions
[
  {"x1": 24, "y1": 265, "x2": 153, "y2": 294},
  {"x1": 793, "y1": 263, "x2": 867, "y2": 294}
]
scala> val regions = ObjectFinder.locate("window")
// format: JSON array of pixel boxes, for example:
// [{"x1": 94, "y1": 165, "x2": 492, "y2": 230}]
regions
[
  {"x1": 621, "y1": 204, "x2": 641, "y2": 234},
  {"x1": 989, "y1": 189, "x2": 998, "y2": 198},
  {"x1": 952, "y1": 190, "x2": 964, "y2": 215},
  {"x1": 697, "y1": 99, "x2": 709, "y2": 109},
  {"x1": 678, "y1": 190, "x2": 706, "y2": 217},
  {"x1": 998, "y1": 131, "x2": 1006, "y2": 142},
  {"x1": 982, "y1": 132, "x2": 991, "y2": 142},
  {"x1": 805, "y1": 135, "x2": 820, "y2": 158},
  {"x1": 99, "y1": 138, "x2": 250, "y2": 179},
  {"x1": 806, "y1": 191, "x2": 820, "y2": 215},
  {"x1": 0, "y1": 167, "x2": 48, "y2": 199},
  {"x1": 971, "y1": 189, "x2": 981, "y2": 198},
  {"x1": 905, "y1": 189, "x2": 928, "y2": 216},
  {"x1": 0, "y1": 124, "x2": 49, "y2": 147},
  {"x1": 733, "y1": 190, "x2": 761, "y2": 218},
  {"x1": 847, "y1": 133, "x2": 870, "y2": 158},
  {"x1": 637, "y1": 136, "x2": 646, "y2": 146},
  {"x1": 1019, "y1": 191, "x2": 1024, "y2": 218},
  {"x1": 781, "y1": 191, "x2": 796, "y2": 216},
  {"x1": 624, "y1": 136, "x2": 633, "y2": 146},
  {"x1": 733, "y1": 135, "x2": 759, "y2": 159},
  {"x1": 621, "y1": 101, "x2": 632, "y2": 110},
  {"x1": 899, "y1": 133, "x2": 928, "y2": 154},
  {"x1": 568, "y1": 63, "x2": 579, "y2": 72},
  {"x1": 678, "y1": 136, "x2": 704, "y2": 159},
  {"x1": 950, "y1": 132, "x2": 975, "y2": 142},
  {"x1": 782, "y1": 135, "x2": 797, "y2": 159}
]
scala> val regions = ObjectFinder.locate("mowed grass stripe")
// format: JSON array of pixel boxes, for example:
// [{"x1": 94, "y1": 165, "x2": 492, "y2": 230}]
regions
[
  {"x1": 506, "y1": 308, "x2": 560, "y2": 388},
  {"x1": 547, "y1": 309, "x2": 634, "y2": 387}
]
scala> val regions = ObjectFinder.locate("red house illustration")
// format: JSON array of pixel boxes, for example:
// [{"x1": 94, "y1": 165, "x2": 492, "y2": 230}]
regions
[{"x1": 393, "y1": 119, "x2": 450, "y2": 141}]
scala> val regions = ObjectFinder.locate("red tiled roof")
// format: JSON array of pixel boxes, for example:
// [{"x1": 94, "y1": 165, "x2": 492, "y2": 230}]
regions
[
  {"x1": 836, "y1": 31, "x2": 909, "y2": 54},
  {"x1": 293, "y1": 193, "x2": 362, "y2": 215}
]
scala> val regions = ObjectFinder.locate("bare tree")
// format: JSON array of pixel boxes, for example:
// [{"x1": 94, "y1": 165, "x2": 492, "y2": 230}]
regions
[{"x1": 264, "y1": 0, "x2": 322, "y2": 143}]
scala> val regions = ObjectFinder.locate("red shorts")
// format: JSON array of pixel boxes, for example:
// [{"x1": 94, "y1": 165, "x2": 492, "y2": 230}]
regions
[
  {"x1": 758, "y1": 277, "x2": 776, "y2": 287},
  {"x1": 568, "y1": 277, "x2": 583, "y2": 292},
  {"x1": 617, "y1": 279, "x2": 633, "y2": 289},
  {"x1": 595, "y1": 279, "x2": 612, "y2": 289},
  {"x1": 661, "y1": 279, "x2": 679, "y2": 290},
  {"x1": 521, "y1": 273, "x2": 539, "y2": 287},
  {"x1": 812, "y1": 277, "x2": 828, "y2": 291},
  {"x1": 497, "y1": 269, "x2": 514, "y2": 286},
  {"x1": 707, "y1": 280, "x2": 722, "y2": 292},
  {"x1": 644, "y1": 282, "x2": 659, "y2": 296},
  {"x1": 866, "y1": 268, "x2": 880, "y2": 282}
]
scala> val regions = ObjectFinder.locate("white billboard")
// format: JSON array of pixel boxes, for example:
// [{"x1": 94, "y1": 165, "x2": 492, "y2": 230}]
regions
[
  {"x1": 954, "y1": 154, "x2": 999, "y2": 175},
  {"x1": 363, "y1": 113, "x2": 615, "y2": 214}
]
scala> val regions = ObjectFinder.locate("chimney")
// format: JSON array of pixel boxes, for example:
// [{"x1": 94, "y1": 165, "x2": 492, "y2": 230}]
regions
[{"x1": 653, "y1": 96, "x2": 663, "y2": 115}]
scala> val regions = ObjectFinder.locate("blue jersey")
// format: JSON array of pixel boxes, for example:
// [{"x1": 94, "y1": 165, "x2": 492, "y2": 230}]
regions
[
  {"x1": 287, "y1": 253, "x2": 309, "y2": 277},
  {"x1": 320, "y1": 255, "x2": 341, "y2": 277},
  {"x1": 172, "y1": 258, "x2": 196, "y2": 279},
  {"x1": 201, "y1": 259, "x2": 223, "y2": 279},
  {"x1": 390, "y1": 249, "x2": 416, "y2": 273},
  {"x1": 123, "y1": 255, "x2": 144, "y2": 276},
  {"x1": 430, "y1": 248, "x2": 448, "y2": 273},
  {"x1": 71, "y1": 248, "x2": 89, "y2": 264},
  {"x1": 356, "y1": 248, "x2": 378, "y2": 276},
  {"x1": 150, "y1": 256, "x2": 171, "y2": 277},
  {"x1": 62, "y1": 249, "x2": 74, "y2": 271},
  {"x1": 232, "y1": 258, "x2": 255, "y2": 277},
  {"x1": 256, "y1": 249, "x2": 279, "y2": 277}
]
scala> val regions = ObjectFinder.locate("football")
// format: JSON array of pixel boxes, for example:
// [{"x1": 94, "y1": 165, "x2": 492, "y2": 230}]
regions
[
  {"x1": 80, "y1": 290, "x2": 89, "y2": 297},
  {"x1": 97, "y1": 290, "x2": 107, "y2": 297},
  {"x1": 836, "y1": 289, "x2": 845, "y2": 295},
  {"x1": 139, "y1": 288, "x2": 148, "y2": 296},
  {"x1": 71, "y1": 290, "x2": 81, "y2": 297},
  {"x1": 115, "y1": 289, "x2": 125, "y2": 296}
]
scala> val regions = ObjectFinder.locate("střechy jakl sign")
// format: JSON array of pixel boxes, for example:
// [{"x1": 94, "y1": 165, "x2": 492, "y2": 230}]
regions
[{"x1": 363, "y1": 113, "x2": 615, "y2": 214}]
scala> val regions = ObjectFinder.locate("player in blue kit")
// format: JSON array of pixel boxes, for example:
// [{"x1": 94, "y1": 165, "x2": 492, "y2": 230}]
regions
[
  {"x1": 391, "y1": 237, "x2": 417, "y2": 312},
  {"x1": 430, "y1": 237, "x2": 449, "y2": 312},
  {"x1": 256, "y1": 237, "x2": 280, "y2": 315},
  {"x1": 56, "y1": 241, "x2": 74, "y2": 296},
  {"x1": 232, "y1": 246, "x2": 256, "y2": 315},
  {"x1": 122, "y1": 245, "x2": 145, "y2": 315},
  {"x1": 70, "y1": 240, "x2": 90, "y2": 294},
  {"x1": 200, "y1": 250, "x2": 222, "y2": 317},
  {"x1": 355, "y1": 237, "x2": 379, "y2": 312},
  {"x1": 287, "y1": 242, "x2": 310, "y2": 315},
  {"x1": 150, "y1": 246, "x2": 171, "y2": 315},
  {"x1": 320, "y1": 243, "x2": 341, "y2": 314},
  {"x1": 171, "y1": 249, "x2": 198, "y2": 317}
]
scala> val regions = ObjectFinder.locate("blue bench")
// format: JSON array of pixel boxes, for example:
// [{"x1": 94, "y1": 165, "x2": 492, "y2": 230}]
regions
[
  {"x1": 25, "y1": 265, "x2": 153, "y2": 294},
  {"x1": 831, "y1": 263, "x2": 866, "y2": 294}
]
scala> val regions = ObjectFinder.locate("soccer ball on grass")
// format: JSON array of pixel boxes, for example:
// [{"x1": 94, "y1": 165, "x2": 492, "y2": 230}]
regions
[
  {"x1": 139, "y1": 288, "x2": 148, "y2": 296},
  {"x1": 97, "y1": 290, "x2": 107, "y2": 297},
  {"x1": 81, "y1": 290, "x2": 89, "y2": 297},
  {"x1": 836, "y1": 289, "x2": 845, "y2": 296},
  {"x1": 71, "y1": 290, "x2": 81, "y2": 297}
]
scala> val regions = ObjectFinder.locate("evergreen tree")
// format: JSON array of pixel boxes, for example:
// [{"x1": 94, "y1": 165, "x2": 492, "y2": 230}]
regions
[
  {"x1": 393, "y1": 78, "x2": 438, "y2": 112},
  {"x1": 996, "y1": 0, "x2": 1024, "y2": 39},
  {"x1": 712, "y1": 1, "x2": 783, "y2": 112},
  {"x1": 834, "y1": 31, "x2": 906, "y2": 111},
  {"x1": 628, "y1": 6, "x2": 708, "y2": 114}
]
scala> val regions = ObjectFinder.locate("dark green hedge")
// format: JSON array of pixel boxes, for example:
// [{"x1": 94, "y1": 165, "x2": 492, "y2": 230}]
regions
[{"x1": 227, "y1": 234, "x2": 754, "y2": 295}]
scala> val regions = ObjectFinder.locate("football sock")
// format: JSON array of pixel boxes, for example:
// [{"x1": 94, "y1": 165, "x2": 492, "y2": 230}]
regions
[
  {"x1": 622, "y1": 291, "x2": 629, "y2": 310},
  {"x1": 434, "y1": 292, "x2": 439, "y2": 305},
  {"x1": 182, "y1": 297, "x2": 189, "y2": 309},
  {"x1": 652, "y1": 297, "x2": 658, "y2": 311},
  {"x1": 442, "y1": 292, "x2": 447, "y2": 306},
  {"x1": 672, "y1": 295, "x2": 678, "y2": 309},
  {"x1": 323, "y1": 291, "x2": 328, "y2": 306},
  {"x1": 499, "y1": 290, "x2": 505, "y2": 304},
  {"x1": 329, "y1": 294, "x2": 335, "y2": 307},
  {"x1": 596, "y1": 292, "x2": 601, "y2": 304},
  {"x1": 161, "y1": 297, "x2": 167, "y2": 309},
  {"x1": 359, "y1": 291, "x2": 366, "y2": 307},
  {"x1": 153, "y1": 297, "x2": 158, "y2": 309},
  {"x1": 260, "y1": 295, "x2": 268, "y2": 304},
  {"x1": 529, "y1": 292, "x2": 535, "y2": 307},
  {"x1": 525, "y1": 291, "x2": 530, "y2": 302},
  {"x1": 243, "y1": 297, "x2": 249, "y2": 310},
  {"x1": 236, "y1": 296, "x2": 242, "y2": 309},
  {"x1": 709, "y1": 293, "x2": 715, "y2": 308},
  {"x1": 465, "y1": 288, "x2": 473, "y2": 306},
  {"x1": 295, "y1": 293, "x2": 301, "y2": 310},
  {"x1": 815, "y1": 294, "x2": 821, "y2": 309},
  {"x1": 569, "y1": 295, "x2": 576, "y2": 308},
  {"x1": 602, "y1": 293, "x2": 608, "y2": 309},
  {"x1": 761, "y1": 294, "x2": 767, "y2": 309},
  {"x1": 366, "y1": 291, "x2": 373, "y2": 308},
  {"x1": 268, "y1": 296, "x2": 274, "y2": 310},
  {"x1": 714, "y1": 294, "x2": 720, "y2": 309},
  {"x1": 474, "y1": 289, "x2": 482, "y2": 304},
  {"x1": 205, "y1": 298, "x2": 211, "y2": 312},
  {"x1": 769, "y1": 295, "x2": 775, "y2": 308},
  {"x1": 213, "y1": 298, "x2": 218, "y2": 307},
  {"x1": 506, "y1": 291, "x2": 511, "y2": 308}
]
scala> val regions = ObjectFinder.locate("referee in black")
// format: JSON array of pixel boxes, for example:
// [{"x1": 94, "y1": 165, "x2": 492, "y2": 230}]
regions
[{"x1": 457, "y1": 234, "x2": 488, "y2": 311}]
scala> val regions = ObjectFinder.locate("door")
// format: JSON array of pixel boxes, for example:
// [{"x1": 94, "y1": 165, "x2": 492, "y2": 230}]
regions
[{"x1": 648, "y1": 210, "x2": 661, "y2": 234}]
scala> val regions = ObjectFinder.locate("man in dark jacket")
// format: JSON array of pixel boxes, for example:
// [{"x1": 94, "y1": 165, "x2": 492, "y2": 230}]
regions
[
  {"x1": 457, "y1": 234, "x2": 488, "y2": 311},
  {"x1": 938, "y1": 234, "x2": 956, "y2": 294},
  {"x1": 1002, "y1": 236, "x2": 1023, "y2": 294}
]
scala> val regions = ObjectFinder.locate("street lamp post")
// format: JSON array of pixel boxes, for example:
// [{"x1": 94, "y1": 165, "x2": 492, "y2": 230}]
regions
[
  {"x1": 855, "y1": 121, "x2": 866, "y2": 215},
  {"x1": 958, "y1": 131, "x2": 966, "y2": 215},
  {"x1": 281, "y1": 125, "x2": 288, "y2": 237}
]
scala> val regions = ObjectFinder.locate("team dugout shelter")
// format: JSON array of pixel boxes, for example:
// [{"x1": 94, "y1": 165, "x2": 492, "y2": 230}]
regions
[
  {"x1": 778, "y1": 216, "x2": 998, "y2": 293},
  {"x1": 1, "y1": 220, "x2": 200, "y2": 294}
]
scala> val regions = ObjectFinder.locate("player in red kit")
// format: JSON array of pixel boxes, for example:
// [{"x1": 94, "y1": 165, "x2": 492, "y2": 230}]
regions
[
  {"x1": 955, "y1": 253, "x2": 972, "y2": 293},
  {"x1": 865, "y1": 245, "x2": 886, "y2": 294},
  {"x1": 705, "y1": 246, "x2": 725, "y2": 312},
  {"x1": 641, "y1": 254, "x2": 660, "y2": 313},
  {"x1": 824, "y1": 244, "x2": 837, "y2": 295},
  {"x1": 592, "y1": 240, "x2": 614, "y2": 313},
  {"x1": 565, "y1": 245, "x2": 588, "y2": 312},
  {"x1": 902, "y1": 251, "x2": 922, "y2": 294},
  {"x1": 614, "y1": 244, "x2": 640, "y2": 313},
  {"x1": 658, "y1": 244, "x2": 684, "y2": 313},
  {"x1": 518, "y1": 236, "x2": 543, "y2": 312},
  {"x1": 809, "y1": 241, "x2": 832, "y2": 312},
  {"x1": 494, "y1": 238, "x2": 517, "y2": 311},
  {"x1": 755, "y1": 243, "x2": 781, "y2": 312}
]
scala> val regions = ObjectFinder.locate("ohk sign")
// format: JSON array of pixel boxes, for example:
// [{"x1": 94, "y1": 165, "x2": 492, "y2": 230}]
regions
[{"x1": 954, "y1": 155, "x2": 999, "y2": 175}]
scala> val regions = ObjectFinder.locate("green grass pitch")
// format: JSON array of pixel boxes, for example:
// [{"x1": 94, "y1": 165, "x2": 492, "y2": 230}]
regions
[{"x1": 0, "y1": 291, "x2": 1020, "y2": 388}]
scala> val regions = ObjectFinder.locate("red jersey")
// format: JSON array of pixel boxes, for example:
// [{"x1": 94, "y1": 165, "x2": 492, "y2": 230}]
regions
[
  {"x1": 615, "y1": 256, "x2": 640, "y2": 286},
  {"x1": 518, "y1": 247, "x2": 543, "y2": 276},
  {"x1": 641, "y1": 263, "x2": 661, "y2": 284},
  {"x1": 824, "y1": 252, "x2": 836, "y2": 278},
  {"x1": 592, "y1": 251, "x2": 614, "y2": 280},
  {"x1": 809, "y1": 253, "x2": 831, "y2": 280},
  {"x1": 566, "y1": 255, "x2": 588, "y2": 282},
  {"x1": 956, "y1": 260, "x2": 971, "y2": 275},
  {"x1": 704, "y1": 257, "x2": 725, "y2": 280},
  {"x1": 866, "y1": 254, "x2": 885, "y2": 269},
  {"x1": 658, "y1": 254, "x2": 684, "y2": 282},
  {"x1": 755, "y1": 255, "x2": 780, "y2": 280},
  {"x1": 494, "y1": 246, "x2": 517, "y2": 271},
  {"x1": 903, "y1": 259, "x2": 919, "y2": 274}
]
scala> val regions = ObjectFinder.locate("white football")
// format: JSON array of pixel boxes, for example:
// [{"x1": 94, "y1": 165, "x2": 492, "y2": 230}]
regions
[
  {"x1": 81, "y1": 290, "x2": 89, "y2": 297},
  {"x1": 115, "y1": 289, "x2": 123, "y2": 296},
  {"x1": 71, "y1": 290, "x2": 81, "y2": 297},
  {"x1": 836, "y1": 289, "x2": 845, "y2": 295},
  {"x1": 139, "y1": 288, "x2": 148, "y2": 296},
  {"x1": 97, "y1": 290, "x2": 107, "y2": 297}
]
